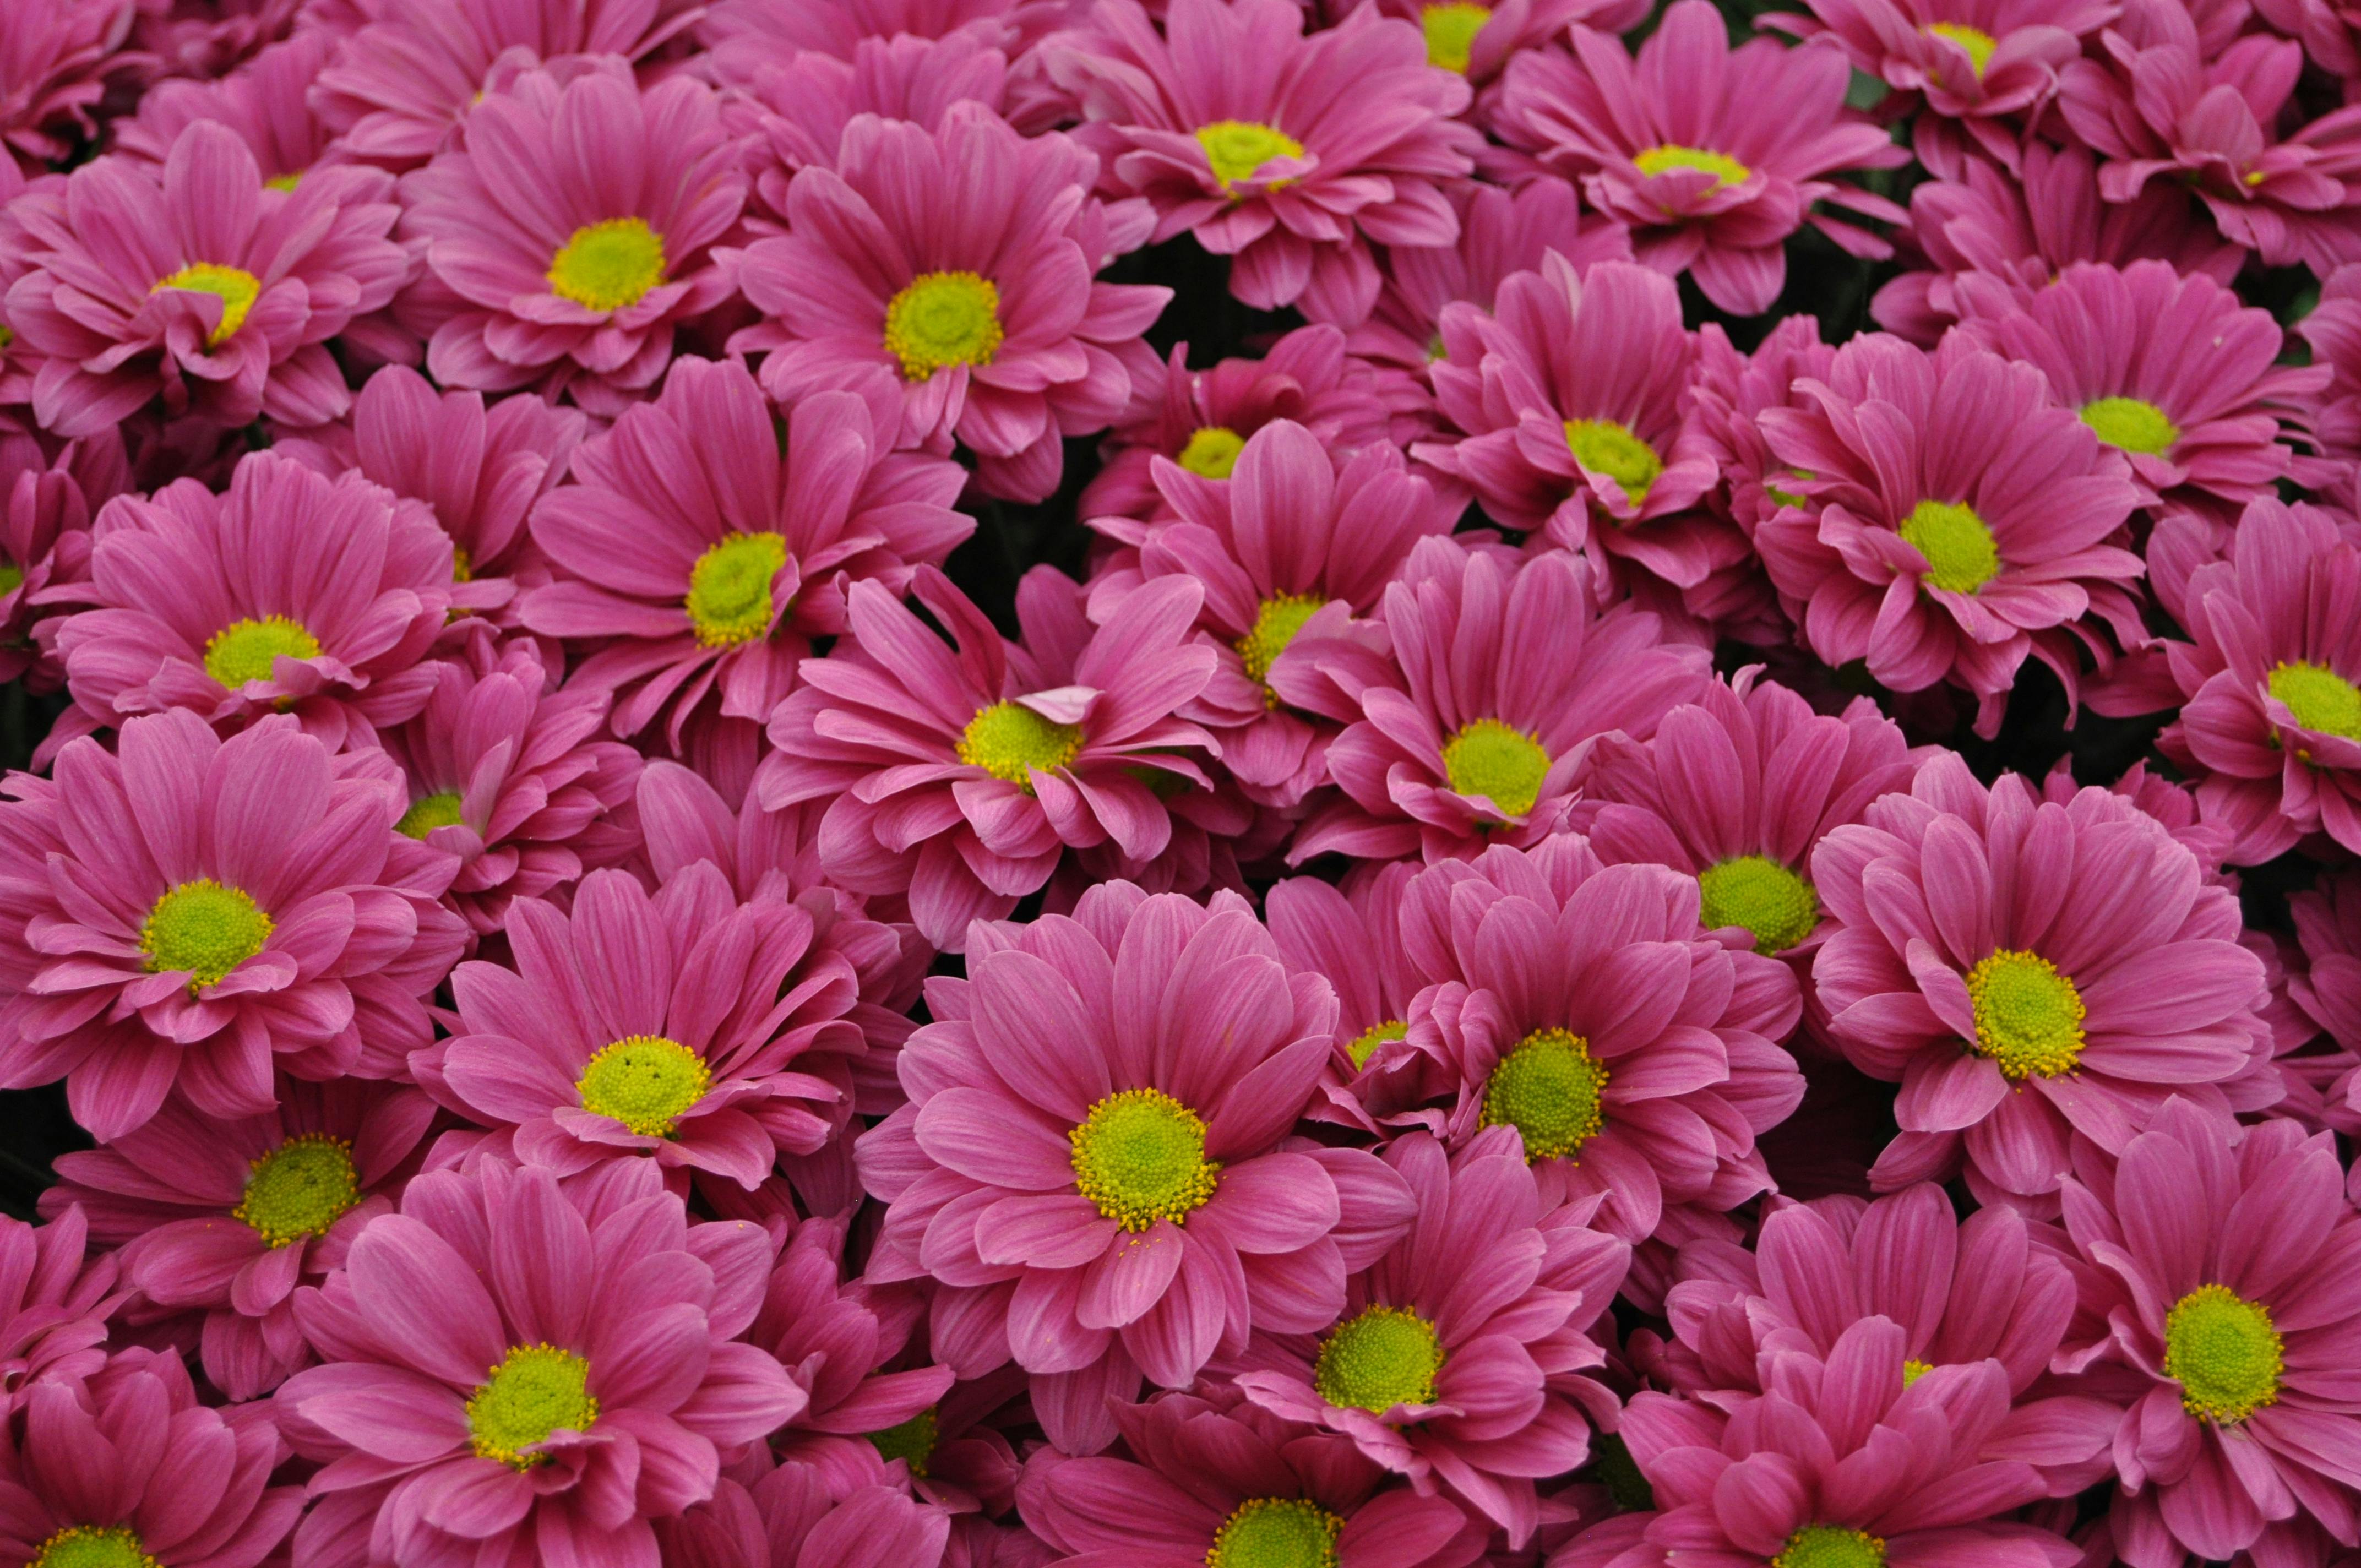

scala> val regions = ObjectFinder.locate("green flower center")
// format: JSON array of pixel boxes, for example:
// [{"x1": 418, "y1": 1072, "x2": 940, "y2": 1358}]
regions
[
  {"x1": 1348, "y1": 1019, "x2": 1407, "y2": 1069},
  {"x1": 1179, "y1": 424, "x2": 1247, "y2": 479},
  {"x1": 1069, "y1": 1087, "x2": 1221, "y2": 1233},
  {"x1": 1314, "y1": 1303, "x2": 1444, "y2": 1415},
  {"x1": 1899, "y1": 498, "x2": 2000, "y2": 594},
  {"x1": 2081, "y1": 396, "x2": 2179, "y2": 456},
  {"x1": 396, "y1": 792, "x2": 464, "y2": 839},
  {"x1": 2269, "y1": 661, "x2": 2361, "y2": 741},
  {"x1": 1564, "y1": 418, "x2": 1664, "y2": 507},
  {"x1": 141, "y1": 878, "x2": 273, "y2": 990},
  {"x1": 686, "y1": 531, "x2": 788, "y2": 649},
  {"x1": 884, "y1": 271, "x2": 1003, "y2": 381},
  {"x1": 1440, "y1": 718, "x2": 1551, "y2": 819},
  {"x1": 1902, "y1": 1358, "x2": 1935, "y2": 1387},
  {"x1": 1697, "y1": 856, "x2": 1819, "y2": 955},
  {"x1": 1207, "y1": 1498, "x2": 1345, "y2": 1568},
  {"x1": 233, "y1": 1133, "x2": 359, "y2": 1247},
  {"x1": 154, "y1": 263, "x2": 261, "y2": 346},
  {"x1": 204, "y1": 614, "x2": 320, "y2": 689},
  {"x1": 0, "y1": 561, "x2": 26, "y2": 597},
  {"x1": 30, "y1": 1526, "x2": 160, "y2": 1568},
  {"x1": 1964, "y1": 949, "x2": 2085, "y2": 1080},
  {"x1": 1421, "y1": 2, "x2": 1490, "y2": 72},
  {"x1": 1633, "y1": 144, "x2": 1753, "y2": 189},
  {"x1": 265, "y1": 171, "x2": 302, "y2": 193},
  {"x1": 1772, "y1": 1527, "x2": 1887, "y2": 1568},
  {"x1": 546, "y1": 217, "x2": 667, "y2": 312},
  {"x1": 467, "y1": 1343, "x2": 598, "y2": 1468},
  {"x1": 1925, "y1": 21, "x2": 1998, "y2": 76},
  {"x1": 1197, "y1": 121, "x2": 1305, "y2": 192},
  {"x1": 2164, "y1": 1283, "x2": 2283, "y2": 1424},
  {"x1": 1595, "y1": 1433, "x2": 1655, "y2": 1511},
  {"x1": 867, "y1": 1407, "x2": 939, "y2": 1477},
  {"x1": 1237, "y1": 592, "x2": 1323, "y2": 694},
  {"x1": 1481, "y1": 1027, "x2": 1610, "y2": 1162},
  {"x1": 575, "y1": 1035, "x2": 711, "y2": 1137},
  {"x1": 958, "y1": 700, "x2": 1084, "y2": 792}
]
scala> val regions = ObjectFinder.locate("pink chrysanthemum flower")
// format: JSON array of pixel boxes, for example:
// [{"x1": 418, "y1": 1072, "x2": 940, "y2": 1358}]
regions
[
  {"x1": 1493, "y1": 2, "x2": 1906, "y2": 316},
  {"x1": 2057, "y1": 1099, "x2": 2361, "y2": 1565},
  {"x1": 0, "y1": 709, "x2": 466, "y2": 1140},
  {"x1": 759, "y1": 567, "x2": 1220, "y2": 952},
  {"x1": 1287, "y1": 541, "x2": 1709, "y2": 864},
  {"x1": 0, "y1": 121, "x2": 405, "y2": 436},
  {"x1": 1345, "y1": 0, "x2": 1650, "y2": 84},
  {"x1": 2154, "y1": 498, "x2": 2361, "y2": 864},
  {"x1": 2292, "y1": 872, "x2": 2361, "y2": 1068},
  {"x1": 51, "y1": 450, "x2": 454, "y2": 756},
  {"x1": 852, "y1": 882, "x2": 1418, "y2": 1456},
  {"x1": 1685, "y1": 317, "x2": 1835, "y2": 640},
  {"x1": 1385, "y1": 837, "x2": 1805, "y2": 1245},
  {"x1": 1020, "y1": 1383, "x2": 1482, "y2": 1568},
  {"x1": 0, "y1": 0, "x2": 132, "y2": 174},
  {"x1": 40, "y1": 1076, "x2": 433, "y2": 1400},
  {"x1": 698, "y1": 0, "x2": 1065, "y2": 74},
  {"x1": 276, "y1": 1157, "x2": 802, "y2": 1568},
  {"x1": 1810, "y1": 754, "x2": 2273, "y2": 1211},
  {"x1": 659, "y1": 1455, "x2": 954, "y2": 1568},
  {"x1": 521, "y1": 356, "x2": 971, "y2": 749},
  {"x1": 395, "y1": 64, "x2": 744, "y2": 416},
  {"x1": 1755, "y1": 331, "x2": 2145, "y2": 736},
  {"x1": 115, "y1": 32, "x2": 339, "y2": 181},
  {"x1": 415, "y1": 864, "x2": 869, "y2": 1190},
  {"x1": 1229, "y1": 1128, "x2": 1627, "y2": 1546},
  {"x1": 2299, "y1": 263, "x2": 2361, "y2": 470},
  {"x1": 1872, "y1": 143, "x2": 2244, "y2": 345},
  {"x1": 0, "y1": 1347, "x2": 303, "y2": 1568},
  {"x1": 125, "y1": 0, "x2": 301, "y2": 83},
  {"x1": 1043, "y1": 0, "x2": 1480, "y2": 328},
  {"x1": 0, "y1": 426, "x2": 127, "y2": 690},
  {"x1": 2255, "y1": 0, "x2": 2361, "y2": 89},
  {"x1": 0, "y1": 1205, "x2": 122, "y2": 1412},
  {"x1": 377, "y1": 641, "x2": 641, "y2": 934},
  {"x1": 1953, "y1": 262, "x2": 2326, "y2": 519},
  {"x1": 733, "y1": 102, "x2": 1166, "y2": 504}
]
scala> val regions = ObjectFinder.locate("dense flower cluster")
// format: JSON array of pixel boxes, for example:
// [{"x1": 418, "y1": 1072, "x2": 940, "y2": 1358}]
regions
[{"x1": 0, "y1": 3, "x2": 2359, "y2": 1568}]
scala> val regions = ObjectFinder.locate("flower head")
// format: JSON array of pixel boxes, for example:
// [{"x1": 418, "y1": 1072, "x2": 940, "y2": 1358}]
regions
[
  {"x1": 657, "y1": 1455, "x2": 955, "y2": 1568},
  {"x1": 0, "y1": 425, "x2": 127, "y2": 690},
  {"x1": 0, "y1": 0, "x2": 132, "y2": 173},
  {"x1": 0, "y1": 1205, "x2": 122, "y2": 1413}
]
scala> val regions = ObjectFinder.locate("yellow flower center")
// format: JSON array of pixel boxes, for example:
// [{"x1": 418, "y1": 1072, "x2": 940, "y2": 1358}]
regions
[
  {"x1": 1236, "y1": 592, "x2": 1323, "y2": 697},
  {"x1": 1564, "y1": 418, "x2": 1664, "y2": 508},
  {"x1": 396, "y1": 792, "x2": 464, "y2": 839},
  {"x1": 1314, "y1": 1304, "x2": 1444, "y2": 1415},
  {"x1": 466, "y1": 1343, "x2": 598, "y2": 1468},
  {"x1": 883, "y1": 271, "x2": 1003, "y2": 381},
  {"x1": 1964, "y1": 949, "x2": 2085, "y2": 1080},
  {"x1": 1207, "y1": 1498, "x2": 1346, "y2": 1568},
  {"x1": 1178, "y1": 424, "x2": 1247, "y2": 479},
  {"x1": 233, "y1": 1133, "x2": 360, "y2": 1248},
  {"x1": 1772, "y1": 1527, "x2": 1887, "y2": 1568},
  {"x1": 686, "y1": 531, "x2": 788, "y2": 649},
  {"x1": 867, "y1": 1407, "x2": 939, "y2": 1477},
  {"x1": 1481, "y1": 1026, "x2": 1609, "y2": 1162},
  {"x1": 30, "y1": 1526, "x2": 161, "y2": 1568},
  {"x1": 957, "y1": 700, "x2": 1084, "y2": 791},
  {"x1": 204, "y1": 614, "x2": 319, "y2": 689},
  {"x1": 575, "y1": 1035, "x2": 711, "y2": 1137},
  {"x1": 2269, "y1": 661, "x2": 2361, "y2": 741},
  {"x1": 1925, "y1": 21, "x2": 1998, "y2": 77},
  {"x1": 1899, "y1": 499, "x2": 2000, "y2": 594},
  {"x1": 154, "y1": 263, "x2": 262, "y2": 346},
  {"x1": 1197, "y1": 121, "x2": 1305, "y2": 192},
  {"x1": 1902, "y1": 1358, "x2": 1935, "y2": 1387},
  {"x1": 1441, "y1": 717, "x2": 1551, "y2": 819},
  {"x1": 2081, "y1": 396, "x2": 2179, "y2": 456},
  {"x1": 546, "y1": 217, "x2": 667, "y2": 313},
  {"x1": 1421, "y1": 2, "x2": 1491, "y2": 73},
  {"x1": 1348, "y1": 1019, "x2": 1407, "y2": 1068},
  {"x1": 1069, "y1": 1087, "x2": 1221, "y2": 1232},
  {"x1": 2164, "y1": 1283, "x2": 2283, "y2": 1424},
  {"x1": 1698, "y1": 856, "x2": 1819, "y2": 955},
  {"x1": 140, "y1": 878, "x2": 273, "y2": 990},
  {"x1": 265, "y1": 171, "x2": 302, "y2": 193},
  {"x1": 1633, "y1": 145, "x2": 1754, "y2": 190}
]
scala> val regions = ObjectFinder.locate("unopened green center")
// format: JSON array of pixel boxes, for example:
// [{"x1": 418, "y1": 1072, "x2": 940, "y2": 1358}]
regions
[
  {"x1": 686, "y1": 531, "x2": 788, "y2": 649},
  {"x1": 884, "y1": 271, "x2": 1003, "y2": 381},
  {"x1": 546, "y1": 217, "x2": 666, "y2": 312},
  {"x1": 1314, "y1": 1303, "x2": 1444, "y2": 1415},
  {"x1": 233, "y1": 1133, "x2": 359, "y2": 1247},
  {"x1": 1481, "y1": 1026, "x2": 1609, "y2": 1162},
  {"x1": 1208, "y1": 1498, "x2": 1345, "y2": 1568},
  {"x1": 1773, "y1": 1527, "x2": 1887, "y2": 1568},
  {"x1": 396, "y1": 792, "x2": 464, "y2": 839},
  {"x1": 0, "y1": 562, "x2": 26, "y2": 597},
  {"x1": 2270, "y1": 661, "x2": 2361, "y2": 741},
  {"x1": 1237, "y1": 592, "x2": 1323, "y2": 692},
  {"x1": 1348, "y1": 1019, "x2": 1407, "y2": 1069},
  {"x1": 30, "y1": 1526, "x2": 160, "y2": 1568},
  {"x1": 1441, "y1": 718, "x2": 1551, "y2": 819},
  {"x1": 1964, "y1": 949, "x2": 2085, "y2": 1079},
  {"x1": 1925, "y1": 21, "x2": 1997, "y2": 76},
  {"x1": 1564, "y1": 418, "x2": 1664, "y2": 507},
  {"x1": 2081, "y1": 396, "x2": 2179, "y2": 456},
  {"x1": 1902, "y1": 1358, "x2": 1934, "y2": 1387},
  {"x1": 1698, "y1": 856, "x2": 1819, "y2": 955},
  {"x1": 204, "y1": 614, "x2": 320, "y2": 689},
  {"x1": 2164, "y1": 1283, "x2": 2282, "y2": 1424},
  {"x1": 1069, "y1": 1087, "x2": 1220, "y2": 1232},
  {"x1": 1900, "y1": 499, "x2": 2000, "y2": 594},
  {"x1": 1179, "y1": 424, "x2": 1247, "y2": 478},
  {"x1": 141, "y1": 878, "x2": 273, "y2": 990},
  {"x1": 1633, "y1": 144, "x2": 1753, "y2": 189},
  {"x1": 958, "y1": 700, "x2": 1084, "y2": 791},
  {"x1": 155, "y1": 263, "x2": 261, "y2": 346},
  {"x1": 467, "y1": 1343, "x2": 597, "y2": 1468},
  {"x1": 1198, "y1": 121, "x2": 1305, "y2": 192},
  {"x1": 868, "y1": 1406, "x2": 939, "y2": 1476},
  {"x1": 576, "y1": 1034, "x2": 711, "y2": 1137},
  {"x1": 1422, "y1": 2, "x2": 1490, "y2": 72}
]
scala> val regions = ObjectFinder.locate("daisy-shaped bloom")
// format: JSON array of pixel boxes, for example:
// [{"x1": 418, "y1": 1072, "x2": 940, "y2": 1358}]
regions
[
  {"x1": 51, "y1": 450, "x2": 454, "y2": 756},
  {"x1": 0, "y1": 1205, "x2": 122, "y2": 1413},
  {"x1": 1689, "y1": 314, "x2": 1833, "y2": 573},
  {"x1": 1020, "y1": 1383, "x2": 1481, "y2": 1568},
  {"x1": 128, "y1": 0, "x2": 300, "y2": 83},
  {"x1": 415, "y1": 864, "x2": 868, "y2": 1190},
  {"x1": 1387, "y1": 837, "x2": 1805, "y2": 1243},
  {"x1": 0, "y1": 425, "x2": 127, "y2": 690},
  {"x1": 2291, "y1": 872, "x2": 2361, "y2": 1066},
  {"x1": 2255, "y1": 0, "x2": 2361, "y2": 89},
  {"x1": 378, "y1": 642, "x2": 642, "y2": 935},
  {"x1": 0, "y1": 1347, "x2": 302, "y2": 1568},
  {"x1": 1231, "y1": 1129, "x2": 1628, "y2": 1546},
  {"x1": 395, "y1": 64, "x2": 745, "y2": 416},
  {"x1": 1810, "y1": 754, "x2": 2273, "y2": 1211},
  {"x1": 1492, "y1": 2, "x2": 1905, "y2": 316},
  {"x1": 759, "y1": 567, "x2": 1220, "y2": 952},
  {"x1": 0, "y1": 121, "x2": 405, "y2": 437},
  {"x1": 276, "y1": 1158, "x2": 802, "y2": 1568},
  {"x1": 734, "y1": 102, "x2": 1167, "y2": 504},
  {"x1": 658, "y1": 1456, "x2": 953, "y2": 1568},
  {"x1": 1954, "y1": 262, "x2": 2326, "y2": 519},
  {"x1": 2057, "y1": 1099, "x2": 2361, "y2": 1563},
  {"x1": 1418, "y1": 260, "x2": 1734, "y2": 597},
  {"x1": 0, "y1": 0, "x2": 131, "y2": 175},
  {"x1": 1346, "y1": 0, "x2": 1650, "y2": 83},
  {"x1": 1287, "y1": 540, "x2": 1709, "y2": 864},
  {"x1": 2298, "y1": 263, "x2": 2361, "y2": 470},
  {"x1": 40, "y1": 1077, "x2": 433, "y2": 1400},
  {"x1": 1043, "y1": 0, "x2": 1480, "y2": 328},
  {"x1": 2155, "y1": 499, "x2": 2361, "y2": 864},
  {"x1": 524, "y1": 357, "x2": 970, "y2": 749},
  {"x1": 852, "y1": 883, "x2": 1417, "y2": 1456},
  {"x1": 113, "y1": 32, "x2": 340, "y2": 181},
  {"x1": 698, "y1": 0, "x2": 1065, "y2": 75},
  {"x1": 1755, "y1": 331, "x2": 2145, "y2": 736},
  {"x1": 0, "y1": 709, "x2": 466, "y2": 1140}
]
